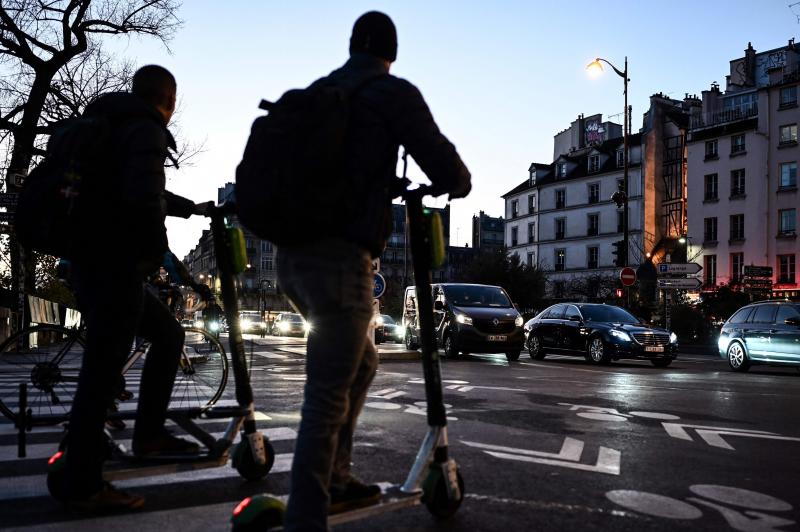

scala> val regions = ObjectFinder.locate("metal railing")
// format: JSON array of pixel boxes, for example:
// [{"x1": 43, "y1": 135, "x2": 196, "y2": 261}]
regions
[{"x1": 691, "y1": 103, "x2": 758, "y2": 129}]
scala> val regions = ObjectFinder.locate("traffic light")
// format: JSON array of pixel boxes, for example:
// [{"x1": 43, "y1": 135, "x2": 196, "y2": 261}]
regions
[
  {"x1": 612, "y1": 240, "x2": 626, "y2": 267},
  {"x1": 615, "y1": 288, "x2": 624, "y2": 299}
]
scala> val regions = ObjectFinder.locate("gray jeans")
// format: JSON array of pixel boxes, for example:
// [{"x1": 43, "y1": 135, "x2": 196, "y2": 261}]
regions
[{"x1": 278, "y1": 238, "x2": 378, "y2": 532}]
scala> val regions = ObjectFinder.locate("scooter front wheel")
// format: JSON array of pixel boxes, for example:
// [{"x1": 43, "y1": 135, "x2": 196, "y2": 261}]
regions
[
  {"x1": 422, "y1": 465, "x2": 465, "y2": 519},
  {"x1": 232, "y1": 435, "x2": 275, "y2": 481}
]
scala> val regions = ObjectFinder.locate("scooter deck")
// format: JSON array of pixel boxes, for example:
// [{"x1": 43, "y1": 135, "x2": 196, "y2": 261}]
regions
[
  {"x1": 102, "y1": 452, "x2": 229, "y2": 481},
  {"x1": 328, "y1": 487, "x2": 421, "y2": 526}
]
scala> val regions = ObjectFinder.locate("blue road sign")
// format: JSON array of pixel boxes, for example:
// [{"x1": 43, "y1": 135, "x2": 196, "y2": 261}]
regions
[{"x1": 373, "y1": 273, "x2": 386, "y2": 299}]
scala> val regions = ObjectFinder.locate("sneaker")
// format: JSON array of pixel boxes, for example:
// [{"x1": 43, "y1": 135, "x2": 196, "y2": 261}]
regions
[
  {"x1": 105, "y1": 402, "x2": 126, "y2": 431},
  {"x1": 132, "y1": 429, "x2": 200, "y2": 457},
  {"x1": 117, "y1": 389, "x2": 134, "y2": 401},
  {"x1": 329, "y1": 477, "x2": 381, "y2": 514},
  {"x1": 67, "y1": 482, "x2": 144, "y2": 513}
]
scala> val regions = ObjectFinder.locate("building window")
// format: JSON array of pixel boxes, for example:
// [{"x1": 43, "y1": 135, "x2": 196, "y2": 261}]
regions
[
  {"x1": 704, "y1": 217, "x2": 718, "y2": 243},
  {"x1": 588, "y1": 183, "x2": 600, "y2": 204},
  {"x1": 511, "y1": 227, "x2": 518, "y2": 247},
  {"x1": 704, "y1": 173, "x2": 718, "y2": 201},
  {"x1": 588, "y1": 155, "x2": 600, "y2": 172},
  {"x1": 556, "y1": 162, "x2": 567, "y2": 178},
  {"x1": 527, "y1": 252, "x2": 535, "y2": 267},
  {"x1": 780, "y1": 86, "x2": 798, "y2": 108},
  {"x1": 617, "y1": 211, "x2": 624, "y2": 233},
  {"x1": 616, "y1": 150, "x2": 624, "y2": 168},
  {"x1": 731, "y1": 134, "x2": 746, "y2": 154},
  {"x1": 587, "y1": 246, "x2": 599, "y2": 269},
  {"x1": 555, "y1": 218, "x2": 565, "y2": 240},
  {"x1": 778, "y1": 254, "x2": 796, "y2": 284},
  {"x1": 587, "y1": 213, "x2": 599, "y2": 236},
  {"x1": 528, "y1": 222, "x2": 535, "y2": 243},
  {"x1": 730, "y1": 169, "x2": 746, "y2": 197},
  {"x1": 730, "y1": 214, "x2": 745, "y2": 241},
  {"x1": 260, "y1": 241, "x2": 273, "y2": 253},
  {"x1": 245, "y1": 238, "x2": 254, "y2": 250},
  {"x1": 511, "y1": 199, "x2": 519, "y2": 218},
  {"x1": 780, "y1": 162, "x2": 797, "y2": 188},
  {"x1": 555, "y1": 189, "x2": 566, "y2": 209},
  {"x1": 779, "y1": 209, "x2": 796, "y2": 235},
  {"x1": 730, "y1": 252, "x2": 744, "y2": 283},
  {"x1": 555, "y1": 249, "x2": 566, "y2": 271},
  {"x1": 528, "y1": 194, "x2": 536, "y2": 213},
  {"x1": 704, "y1": 255, "x2": 717, "y2": 287},
  {"x1": 261, "y1": 256, "x2": 273, "y2": 271},
  {"x1": 705, "y1": 140, "x2": 718, "y2": 159},
  {"x1": 779, "y1": 124, "x2": 798, "y2": 145}
]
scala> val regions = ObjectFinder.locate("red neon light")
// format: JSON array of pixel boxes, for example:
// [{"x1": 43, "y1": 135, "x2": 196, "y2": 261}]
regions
[
  {"x1": 233, "y1": 497, "x2": 252, "y2": 517},
  {"x1": 48, "y1": 451, "x2": 64, "y2": 465}
]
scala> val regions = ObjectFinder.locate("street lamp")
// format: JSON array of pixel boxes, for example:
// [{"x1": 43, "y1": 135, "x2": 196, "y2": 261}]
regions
[{"x1": 587, "y1": 56, "x2": 630, "y2": 268}]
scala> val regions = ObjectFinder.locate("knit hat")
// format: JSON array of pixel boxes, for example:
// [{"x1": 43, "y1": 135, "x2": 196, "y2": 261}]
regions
[{"x1": 349, "y1": 11, "x2": 397, "y2": 62}]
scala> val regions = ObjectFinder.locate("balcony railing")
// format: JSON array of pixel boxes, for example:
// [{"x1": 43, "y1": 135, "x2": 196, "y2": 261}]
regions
[{"x1": 691, "y1": 103, "x2": 758, "y2": 129}]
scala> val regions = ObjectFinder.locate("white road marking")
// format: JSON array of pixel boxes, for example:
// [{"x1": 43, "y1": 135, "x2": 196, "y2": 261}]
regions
[
  {"x1": 365, "y1": 402, "x2": 402, "y2": 410},
  {"x1": 686, "y1": 497, "x2": 797, "y2": 531},
  {"x1": 368, "y1": 388, "x2": 406, "y2": 400},
  {"x1": 606, "y1": 490, "x2": 703, "y2": 519},
  {"x1": 462, "y1": 438, "x2": 620, "y2": 475},
  {"x1": 461, "y1": 438, "x2": 584, "y2": 462},
  {"x1": 577, "y1": 413, "x2": 629, "y2": 422},
  {"x1": 661, "y1": 422, "x2": 800, "y2": 450},
  {"x1": 629, "y1": 411, "x2": 680, "y2": 420},
  {"x1": 688, "y1": 485, "x2": 793, "y2": 512}
]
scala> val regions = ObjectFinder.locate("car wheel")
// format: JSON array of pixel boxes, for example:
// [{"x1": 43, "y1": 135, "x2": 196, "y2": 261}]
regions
[
  {"x1": 727, "y1": 342, "x2": 750, "y2": 372},
  {"x1": 405, "y1": 329, "x2": 419, "y2": 351},
  {"x1": 651, "y1": 357, "x2": 672, "y2": 368},
  {"x1": 587, "y1": 336, "x2": 611, "y2": 365},
  {"x1": 506, "y1": 351, "x2": 521, "y2": 362},
  {"x1": 527, "y1": 334, "x2": 545, "y2": 360},
  {"x1": 443, "y1": 334, "x2": 458, "y2": 358}
]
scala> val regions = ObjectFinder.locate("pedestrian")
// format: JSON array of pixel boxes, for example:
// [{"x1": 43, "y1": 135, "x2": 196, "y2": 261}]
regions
[
  {"x1": 276, "y1": 11, "x2": 471, "y2": 531},
  {"x1": 61, "y1": 65, "x2": 211, "y2": 513}
]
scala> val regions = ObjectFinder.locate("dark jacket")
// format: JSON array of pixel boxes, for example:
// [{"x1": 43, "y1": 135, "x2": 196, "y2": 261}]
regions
[
  {"x1": 81, "y1": 92, "x2": 195, "y2": 274},
  {"x1": 316, "y1": 54, "x2": 471, "y2": 257}
]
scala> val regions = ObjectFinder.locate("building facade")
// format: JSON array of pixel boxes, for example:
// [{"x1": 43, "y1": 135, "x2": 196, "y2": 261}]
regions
[
  {"x1": 687, "y1": 41, "x2": 800, "y2": 299},
  {"x1": 503, "y1": 114, "x2": 644, "y2": 299},
  {"x1": 471, "y1": 211, "x2": 504, "y2": 253}
]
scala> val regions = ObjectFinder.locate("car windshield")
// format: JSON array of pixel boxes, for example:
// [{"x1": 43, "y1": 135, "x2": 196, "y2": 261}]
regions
[
  {"x1": 381, "y1": 315, "x2": 396, "y2": 324},
  {"x1": 443, "y1": 285, "x2": 512, "y2": 308},
  {"x1": 579, "y1": 305, "x2": 640, "y2": 324},
  {"x1": 285, "y1": 314, "x2": 303, "y2": 322}
]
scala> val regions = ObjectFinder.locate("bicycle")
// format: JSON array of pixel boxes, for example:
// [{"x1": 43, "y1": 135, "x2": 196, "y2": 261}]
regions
[{"x1": 0, "y1": 286, "x2": 228, "y2": 427}]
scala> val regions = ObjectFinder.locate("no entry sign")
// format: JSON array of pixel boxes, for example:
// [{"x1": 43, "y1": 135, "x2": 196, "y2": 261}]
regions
[{"x1": 620, "y1": 267, "x2": 637, "y2": 287}]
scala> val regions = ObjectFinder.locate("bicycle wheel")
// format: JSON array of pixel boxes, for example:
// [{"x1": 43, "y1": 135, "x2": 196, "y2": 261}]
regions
[
  {"x1": 173, "y1": 327, "x2": 228, "y2": 409},
  {"x1": 0, "y1": 325, "x2": 85, "y2": 424}
]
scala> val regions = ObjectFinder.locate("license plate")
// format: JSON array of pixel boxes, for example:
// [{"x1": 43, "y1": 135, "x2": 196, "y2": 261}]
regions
[
  {"x1": 488, "y1": 335, "x2": 507, "y2": 342},
  {"x1": 645, "y1": 346, "x2": 664, "y2": 352}
]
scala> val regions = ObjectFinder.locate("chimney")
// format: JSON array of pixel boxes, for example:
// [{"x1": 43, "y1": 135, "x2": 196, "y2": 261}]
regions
[{"x1": 744, "y1": 42, "x2": 757, "y2": 86}]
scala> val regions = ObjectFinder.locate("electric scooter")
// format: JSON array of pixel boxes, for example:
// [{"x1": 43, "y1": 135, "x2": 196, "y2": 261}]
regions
[
  {"x1": 229, "y1": 183, "x2": 464, "y2": 531},
  {"x1": 41, "y1": 202, "x2": 275, "y2": 497}
]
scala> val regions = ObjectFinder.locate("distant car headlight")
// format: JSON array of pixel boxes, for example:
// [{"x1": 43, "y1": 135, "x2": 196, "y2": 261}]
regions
[
  {"x1": 609, "y1": 329, "x2": 632, "y2": 342},
  {"x1": 303, "y1": 321, "x2": 312, "y2": 333},
  {"x1": 455, "y1": 313, "x2": 473, "y2": 325},
  {"x1": 670, "y1": 332, "x2": 678, "y2": 344},
  {"x1": 195, "y1": 319, "x2": 204, "y2": 328},
  {"x1": 375, "y1": 316, "x2": 384, "y2": 326},
  {"x1": 515, "y1": 315, "x2": 523, "y2": 327},
  {"x1": 241, "y1": 319, "x2": 252, "y2": 329},
  {"x1": 209, "y1": 321, "x2": 220, "y2": 332},
  {"x1": 278, "y1": 322, "x2": 290, "y2": 332},
  {"x1": 259, "y1": 321, "x2": 267, "y2": 328},
  {"x1": 395, "y1": 325, "x2": 406, "y2": 337}
]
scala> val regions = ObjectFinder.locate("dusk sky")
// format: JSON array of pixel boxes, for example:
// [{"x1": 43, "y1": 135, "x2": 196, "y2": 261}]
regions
[{"x1": 107, "y1": 1, "x2": 800, "y2": 258}]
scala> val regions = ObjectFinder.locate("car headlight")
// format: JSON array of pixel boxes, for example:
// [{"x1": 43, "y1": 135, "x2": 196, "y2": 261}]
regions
[
  {"x1": 455, "y1": 313, "x2": 473, "y2": 325},
  {"x1": 375, "y1": 316, "x2": 384, "y2": 326},
  {"x1": 195, "y1": 319, "x2": 204, "y2": 328},
  {"x1": 278, "y1": 322, "x2": 290, "y2": 331},
  {"x1": 395, "y1": 325, "x2": 406, "y2": 337},
  {"x1": 259, "y1": 322, "x2": 267, "y2": 328},
  {"x1": 609, "y1": 329, "x2": 632, "y2": 342},
  {"x1": 515, "y1": 315, "x2": 523, "y2": 327},
  {"x1": 303, "y1": 322, "x2": 312, "y2": 333},
  {"x1": 209, "y1": 321, "x2": 220, "y2": 332},
  {"x1": 670, "y1": 332, "x2": 678, "y2": 344},
  {"x1": 241, "y1": 319, "x2": 252, "y2": 329}
]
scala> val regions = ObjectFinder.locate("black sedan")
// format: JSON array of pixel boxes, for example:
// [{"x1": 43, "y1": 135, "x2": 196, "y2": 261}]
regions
[{"x1": 524, "y1": 303, "x2": 677, "y2": 367}]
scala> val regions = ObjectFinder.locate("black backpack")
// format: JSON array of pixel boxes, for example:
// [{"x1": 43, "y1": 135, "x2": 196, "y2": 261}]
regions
[
  {"x1": 15, "y1": 116, "x2": 112, "y2": 258},
  {"x1": 235, "y1": 74, "x2": 383, "y2": 245}
]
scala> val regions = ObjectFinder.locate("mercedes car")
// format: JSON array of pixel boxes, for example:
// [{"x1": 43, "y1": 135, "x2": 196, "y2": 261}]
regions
[{"x1": 523, "y1": 303, "x2": 677, "y2": 367}]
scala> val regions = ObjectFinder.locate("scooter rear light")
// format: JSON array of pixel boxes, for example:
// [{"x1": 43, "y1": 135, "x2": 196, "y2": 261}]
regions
[
  {"x1": 233, "y1": 497, "x2": 251, "y2": 517},
  {"x1": 48, "y1": 451, "x2": 64, "y2": 466}
]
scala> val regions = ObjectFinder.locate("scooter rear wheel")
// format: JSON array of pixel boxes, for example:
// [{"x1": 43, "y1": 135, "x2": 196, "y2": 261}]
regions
[
  {"x1": 232, "y1": 435, "x2": 275, "y2": 481},
  {"x1": 422, "y1": 466, "x2": 465, "y2": 519}
]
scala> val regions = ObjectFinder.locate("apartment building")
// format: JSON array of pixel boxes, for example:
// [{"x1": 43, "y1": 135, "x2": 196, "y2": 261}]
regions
[{"x1": 687, "y1": 41, "x2": 800, "y2": 299}]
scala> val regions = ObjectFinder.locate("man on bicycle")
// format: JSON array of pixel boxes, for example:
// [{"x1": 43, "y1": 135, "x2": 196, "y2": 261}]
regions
[
  {"x1": 62, "y1": 65, "x2": 211, "y2": 512},
  {"x1": 277, "y1": 12, "x2": 471, "y2": 531}
]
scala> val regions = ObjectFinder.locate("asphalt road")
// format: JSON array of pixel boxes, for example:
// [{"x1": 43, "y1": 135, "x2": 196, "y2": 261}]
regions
[{"x1": 1, "y1": 336, "x2": 799, "y2": 531}]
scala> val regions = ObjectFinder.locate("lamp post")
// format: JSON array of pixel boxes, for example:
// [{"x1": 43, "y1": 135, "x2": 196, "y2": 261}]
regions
[{"x1": 587, "y1": 56, "x2": 630, "y2": 268}]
